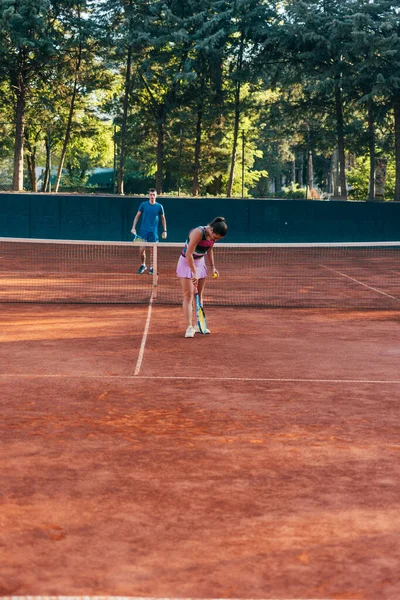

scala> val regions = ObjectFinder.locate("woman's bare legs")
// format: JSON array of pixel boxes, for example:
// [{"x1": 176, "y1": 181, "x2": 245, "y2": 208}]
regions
[
  {"x1": 197, "y1": 277, "x2": 206, "y2": 306},
  {"x1": 180, "y1": 278, "x2": 195, "y2": 328},
  {"x1": 181, "y1": 277, "x2": 208, "y2": 333}
]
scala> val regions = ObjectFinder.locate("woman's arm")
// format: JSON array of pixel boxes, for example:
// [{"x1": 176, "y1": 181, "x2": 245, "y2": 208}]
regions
[
  {"x1": 185, "y1": 228, "x2": 203, "y2": 282},
  {"x1": 207, "y1": 248, "x2": 218, "y2": 276}
]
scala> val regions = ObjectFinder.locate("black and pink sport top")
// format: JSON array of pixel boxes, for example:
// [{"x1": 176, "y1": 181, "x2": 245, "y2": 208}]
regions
[{"x1": 181, "y1": 226, "x2": 215, "y2": 259}]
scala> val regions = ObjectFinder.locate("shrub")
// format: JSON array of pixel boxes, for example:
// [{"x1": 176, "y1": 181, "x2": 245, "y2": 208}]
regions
[{"x1": 347, "y1": 156, "x2": 395, "y2": 201}]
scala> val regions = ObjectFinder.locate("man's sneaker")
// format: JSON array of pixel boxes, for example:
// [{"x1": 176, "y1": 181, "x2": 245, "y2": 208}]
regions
[
  {"x1": 185, "y1": 325, "x2": 196, "y2": 338},
  {"x1": 137, "y1": 264, "x2": 147, "y2": 274},
  {"x1": 195, "y1": 325, "x2": 211, "y2": 334},
  {"x1": 149, "y1": 267, "x2": 154, "y2": 275}
]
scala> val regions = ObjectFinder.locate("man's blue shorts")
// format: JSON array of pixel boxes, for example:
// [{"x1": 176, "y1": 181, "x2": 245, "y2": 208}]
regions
[{"x1": 139, "y1": 231, "x2": 159, "y2": 242}]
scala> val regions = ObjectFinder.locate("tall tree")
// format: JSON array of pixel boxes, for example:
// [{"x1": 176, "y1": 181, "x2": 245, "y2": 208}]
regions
[
  {"x1": 53, "y1": 0, "x2": 101, "y2": 193},
  {"x1": 278, "y1": 0, "x2": 358, "y2": 199},
  {"x1": 345, "y1": 1, "x2": 393, "y2": 200},
  {"x1": 97, "y1": 0, "x2": 146, "y2": 195},
  {"x1": 0, "y1": 0, "x2": 56, "y2": 190},
  {"x1": 363, "y1": 1, "x2": 400, "y2": 201},
  {"x1": 199, "y1": 0, "x2": 277, "y2": 196}
]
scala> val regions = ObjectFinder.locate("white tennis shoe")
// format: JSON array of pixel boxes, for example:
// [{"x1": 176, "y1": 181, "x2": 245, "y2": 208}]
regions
[{"x1": 185, "y1": 325, "x2": 196, "y2": 338}]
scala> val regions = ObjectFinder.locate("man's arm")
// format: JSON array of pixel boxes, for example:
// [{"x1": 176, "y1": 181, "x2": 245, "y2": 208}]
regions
[
  {"x1": 131, "y1": 210, "x2": 142, "y2": 234},
  {"x1": 161, "y1": 214, "x2": 167, "y2": 239}
]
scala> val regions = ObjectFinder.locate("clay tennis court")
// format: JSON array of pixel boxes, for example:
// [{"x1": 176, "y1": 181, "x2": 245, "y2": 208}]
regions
[{"x1": 1, "y1": 239, "x2": 400, "y2": 600}]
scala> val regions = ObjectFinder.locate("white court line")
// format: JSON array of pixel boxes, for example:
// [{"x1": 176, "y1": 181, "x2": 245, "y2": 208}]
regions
[
  {"x1": 133, "y1": 292, "x2": 154, "y2": 376},
  {"x1": 1, "y1": 597, "x2": 348, "y2": 600},
  {"x1": 1, "y1": 374, "x2": 400, "y2": 384},
  {"x1": 319, "y1": 264, "x2": 400, "y2": 302}
]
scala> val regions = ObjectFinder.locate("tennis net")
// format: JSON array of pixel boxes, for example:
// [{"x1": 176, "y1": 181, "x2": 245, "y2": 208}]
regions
[{"x1": 0, "y1": 237, "x2": 399, "y2": 309}]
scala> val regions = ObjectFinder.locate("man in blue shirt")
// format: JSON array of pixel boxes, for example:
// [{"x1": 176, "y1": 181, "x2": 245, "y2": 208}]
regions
[{"x1": 131, "y1": 189, "x2": 167, "y2": 274}]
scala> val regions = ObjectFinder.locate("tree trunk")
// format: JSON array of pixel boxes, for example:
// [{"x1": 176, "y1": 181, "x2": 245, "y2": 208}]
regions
[
  {"x1": 367, "y1": 99, "x2": 375, "y2": 201},
  {"x1": 335, "y1": 83, "x2": 347, "y2": 199},
  {"x1": 25, "y1": 129, "x2": 39, "y2": 192},
  {"x1": 227, "y1": 32, "x2": 245, "y2": 197},
  {"x1": 43, "y1": 127, "x2": 51, "y2": 192},
  {"x1": 328, "y1": 153, "x2": 334, "y2": 194},
  {"x1": 118, "y1": 43, "x2": 132, "y2": 195},
  {"x1": 156, "y1": 115, "x2": 165, "y2": 194},
  {"x1": 394, "y1": 96, "x2": 400, "y2": 202},
  {"x1": 192, "y1": 108, "x2": 203, "y2": 196},
  {"x1": 332, "y1": 147, "x2": 340, "y2": 196},
  {"x1": 374, "y1": 157, "x2": 387, "y2": 201},
  {"x1": 26, "y1": 154, "x2": 37, "y2": 191},
  {"x1": 226, "y1": 82, "x2": 241, "y2": 197},
  {"x1": 54, "y1": 40, "x2": 82, "y2": 193},
  {"x1": 298, "y1": 154, "x2": 304, "y2": 187},
  {"x1": 307, "y1": 150, "x2": 314, "y2": 194},
  {"x1": 12, "y1": 74, "x2": 25, "y2": 191},
  {"x1": 291, "y1": 159, "x2": 296, "y2": 184},
  {"x1": 177, "y1": 128, "x2": 183, "y2": 196}
]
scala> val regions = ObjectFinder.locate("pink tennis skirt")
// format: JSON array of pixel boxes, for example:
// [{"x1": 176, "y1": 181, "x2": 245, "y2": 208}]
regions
[{"x1": 176, "y1": 255, "x2": 208, "y2": 279}]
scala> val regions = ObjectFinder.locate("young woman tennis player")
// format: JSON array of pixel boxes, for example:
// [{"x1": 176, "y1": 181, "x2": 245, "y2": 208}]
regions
[{"x1": 176, "y1": 217, "x2": 228, "y2": 338}]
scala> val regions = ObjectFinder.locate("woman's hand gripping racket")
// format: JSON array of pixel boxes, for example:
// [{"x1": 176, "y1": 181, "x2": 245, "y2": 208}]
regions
[{"x1": 194, "y1": 284, "x2": 207, "y2": 334}]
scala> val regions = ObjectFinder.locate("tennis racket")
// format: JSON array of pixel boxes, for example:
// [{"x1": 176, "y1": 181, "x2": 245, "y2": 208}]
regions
[
  {"x1": 132, "y1": 233, "x2": 145, "y2": 244},
  {"x1": 194, "y1": 285, "x2": 207, "y2": 334}
]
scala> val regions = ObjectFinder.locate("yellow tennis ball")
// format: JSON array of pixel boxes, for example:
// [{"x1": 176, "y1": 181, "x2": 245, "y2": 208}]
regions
[{"x1": 212, "y1": 272, "x2": 218, "y2": 279}]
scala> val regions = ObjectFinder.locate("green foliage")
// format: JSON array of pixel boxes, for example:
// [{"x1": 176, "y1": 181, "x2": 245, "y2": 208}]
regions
[
  {"x1": 1, "y1": 0, "x2": 400, "y2": 197},
  {"x1": 347, "y1": 155, "x2": 395, "y2": 201},
  {"x1": 61, "y1": 117, "x2": 114, "y2": 184},
  {"x1": 281, "y1": 183, "x2": 307, "y2": 199}
]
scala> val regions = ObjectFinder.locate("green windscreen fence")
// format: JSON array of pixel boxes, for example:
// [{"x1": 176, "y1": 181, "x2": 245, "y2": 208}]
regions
[{"x1": 0, "y1": 193, "x2": 399, "y2": 243}]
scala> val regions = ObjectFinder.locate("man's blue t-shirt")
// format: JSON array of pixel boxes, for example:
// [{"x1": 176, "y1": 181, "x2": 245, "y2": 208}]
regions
[{"x1": 138, "y1": 201, "x2": 164, "y2": 236}]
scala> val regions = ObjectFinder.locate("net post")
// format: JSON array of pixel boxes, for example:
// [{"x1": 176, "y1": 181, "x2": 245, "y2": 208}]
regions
[{"x1": 153, "y1": 243, "x2": 158, "y2": 296}]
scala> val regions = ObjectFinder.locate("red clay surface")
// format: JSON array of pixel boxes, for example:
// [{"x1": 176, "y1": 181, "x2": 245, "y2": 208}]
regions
[{"x1": 1, "y1": 303, "x2": 400, "y2": 599}]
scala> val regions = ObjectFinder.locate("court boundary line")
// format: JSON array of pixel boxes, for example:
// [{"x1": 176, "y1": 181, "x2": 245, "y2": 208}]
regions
[
  {"x1": 320, "y1": 264, "x2": 399, "y2": 302},
  {"x1": 133, "y1": 291, "x2": 154, "y2": 376},
  {"x1": 1, "y1": 596, "x2": 345, "y2": 600},
  {"x1": 1, "y1": 373, "x2": 399, "y2": 384}
]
